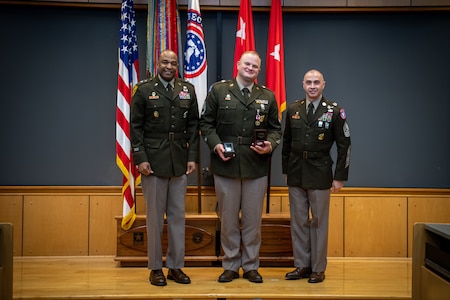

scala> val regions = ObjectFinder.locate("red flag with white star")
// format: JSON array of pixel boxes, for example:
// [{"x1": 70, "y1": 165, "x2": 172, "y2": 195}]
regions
[
  {"x1": 266, "y1": 0, "x2": 286, "y2": 120},
  {"x1": 232, "y1": 0, "x2": 255, "y2": 77}
]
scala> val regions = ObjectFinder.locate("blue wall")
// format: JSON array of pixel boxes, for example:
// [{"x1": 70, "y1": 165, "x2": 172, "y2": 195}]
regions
[{"x1": 0, "y1": 5, "x2": 449, "y2": 187}]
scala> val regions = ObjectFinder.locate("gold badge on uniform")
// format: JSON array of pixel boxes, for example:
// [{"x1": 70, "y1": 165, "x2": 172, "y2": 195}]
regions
[
  {"x1": 153, "y1": 111, "x2": 159, "y2": 118},
  {"x1": 318, "y1": 133, "x2": 325, "y2": 141}
]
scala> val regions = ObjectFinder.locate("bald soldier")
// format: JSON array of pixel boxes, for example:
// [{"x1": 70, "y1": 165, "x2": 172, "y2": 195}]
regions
[{"x1": 282, "y1": 69, "x2": 351, "y2": 283}]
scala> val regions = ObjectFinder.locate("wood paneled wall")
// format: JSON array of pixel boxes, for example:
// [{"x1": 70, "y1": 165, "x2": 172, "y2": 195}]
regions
[{"x1": 0, "y1": 187, "x2": 449, "y2": 258}]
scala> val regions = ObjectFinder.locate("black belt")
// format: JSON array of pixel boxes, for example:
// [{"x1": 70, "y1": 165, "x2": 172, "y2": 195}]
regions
[
  {"x1": 144, "y1": 132, "x2": 187, "y2": 141},
  {"x1": 302, "y1": 151, "x2": 328, "y2": 159},
  {"x1": 222, "y1": 136, "x2": 253, "y2": 145}
]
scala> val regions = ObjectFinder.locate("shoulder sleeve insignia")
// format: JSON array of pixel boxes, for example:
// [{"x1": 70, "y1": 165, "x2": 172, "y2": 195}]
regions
[
  {"x1": 340, "y1": 108, "x2": 347, "y2": 120},
  {"x1": 132, "y1": 84, "x2": 138, "y2": 96}
]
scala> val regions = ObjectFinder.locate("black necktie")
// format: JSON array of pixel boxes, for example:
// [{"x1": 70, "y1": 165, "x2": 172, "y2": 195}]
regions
[
  {"x1": 242, "y1": 88, "x2": 250, "y2": 101},
  {"x1": 307, "y1": 102, "x2": 315, "y2": 123},
  {"x1": 166, "y1": 84, "x2": 173, "y2": 98}
]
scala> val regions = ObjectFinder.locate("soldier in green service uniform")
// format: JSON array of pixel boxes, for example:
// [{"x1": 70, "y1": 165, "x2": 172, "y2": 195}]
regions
[
  {"x1": 130, "y1": 50, "x2": 199, "y2": 286},
  {"x1": 282, "y1": 69, "x2": 351, "y2": 284},
  {"x1": 200, "y1": 51, "x2": 282, "y2": 283}
]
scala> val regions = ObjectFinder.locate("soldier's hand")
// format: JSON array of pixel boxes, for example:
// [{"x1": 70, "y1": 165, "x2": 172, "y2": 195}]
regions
[
  {"x1": 215, "y1": 143, "x2": 233, "y2": 161},
  {"x1": 250, "y1": 140, "x2": 272, "y2": 155},
  {"x1": 186, "y1": 162, "x2": 196, "y2": 175},
  {"x1": 138, "y1": 162, "x2": 153, "y2": 176},
  {"x1": 331, "y1": 180, "x2": 344, "y2": 193}
]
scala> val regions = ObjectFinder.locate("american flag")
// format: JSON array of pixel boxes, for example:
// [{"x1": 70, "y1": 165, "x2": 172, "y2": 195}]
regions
[
  {"x1": 183, "y1": 0, "x2": 207, "y2": 113},
  {"x1": 116, "y1": 0, "x2": 140, "y2": 230}
]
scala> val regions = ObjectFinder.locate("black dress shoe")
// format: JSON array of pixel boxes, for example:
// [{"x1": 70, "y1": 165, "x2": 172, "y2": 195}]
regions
[
  {"x1": 217, "y1": 270, "x2": 239, "y2": 282},
  {"x1": 167, "y1": 268, "x2": 191, "y2": 284},
  {"x1": 308, "y1": 272, "x2": 325, "y2": 283},
  {"x1": 285, "y1": 267, "x2": 312, "y2": 280},
  {"x1": 243, "y1": 270, "x2": 263, "y2": 283},
  {"x1": 149, "y1": 269, "x2": 167, "y2": 286}
]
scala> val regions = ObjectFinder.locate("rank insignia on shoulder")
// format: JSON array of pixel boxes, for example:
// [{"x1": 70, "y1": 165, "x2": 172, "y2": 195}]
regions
[{"x1": 138, "y1": 78, "x2": 149, "y2": 84}]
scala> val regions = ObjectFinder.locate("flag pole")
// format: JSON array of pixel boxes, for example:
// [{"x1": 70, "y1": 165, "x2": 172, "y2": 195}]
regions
[
  {"x1": 266, "y1": 158, "x2": 271, "y2": 214},
  {"x1": 183, "y1": 0, "x2": 207, "y2": 213},
  {"x1": 197, "y1": 136, "x2": 202, "y2": 213},
  {"x1": 265, "y1": 0, "x2": 286, "y2": 214}
]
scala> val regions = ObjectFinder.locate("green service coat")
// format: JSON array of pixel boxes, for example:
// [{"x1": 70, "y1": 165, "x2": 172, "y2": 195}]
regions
[
  {"x1": 200, "y1": 79, "x2": 282, "y2": 179},
  {"x1": 130, "y1": 77, "x2": 199, "y2": 177},
  {"x1": 282, "y1": 98, "x2": 351, "y2": 189}
]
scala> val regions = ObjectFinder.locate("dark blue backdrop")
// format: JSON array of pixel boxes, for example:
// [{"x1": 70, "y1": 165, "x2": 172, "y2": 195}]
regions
[{"x1": 0, "y1": 5, "x2": 449, "y2": 187}]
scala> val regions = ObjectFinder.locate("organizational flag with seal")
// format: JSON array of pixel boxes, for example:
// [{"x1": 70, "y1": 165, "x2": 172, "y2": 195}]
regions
[{"x1": 183, "y1": 0, "x2": 207, "y2": 113}]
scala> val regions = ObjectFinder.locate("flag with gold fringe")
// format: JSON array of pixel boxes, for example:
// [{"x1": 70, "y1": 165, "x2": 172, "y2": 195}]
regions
[{"x1": 116, "y1": 0, "x2": 140, "y2": 230}]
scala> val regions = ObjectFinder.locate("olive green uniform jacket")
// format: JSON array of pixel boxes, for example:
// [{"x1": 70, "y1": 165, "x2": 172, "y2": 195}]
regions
[
  {"x1": 282, "y1": 98, "x2": 351, "y2": 189},
  {"x1": 200, "y1": 79, "x2": 282, "y2": 179},
  {"x1": 130, "y1": 77, "x2": 199, "y2": 177}
]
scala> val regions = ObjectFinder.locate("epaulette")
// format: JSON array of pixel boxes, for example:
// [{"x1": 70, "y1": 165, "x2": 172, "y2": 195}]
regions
[
  {"x1": 178, "y1": 78, "x2": 194, "y2": 87},
  {"x1": 208, "y1": 79, "x2": 231, "y2": 92},
  {"x1": 136, "y1": 78, "x2": 152, "y2": 86},
  {"x1": 321, "y1": 99, "x2": 339, "y2": 107},
  {"x1": 178, "y1": 77, "x2": 189, "y2": 83},
  {"x1": 215, "y1": 79, "x2": 231, "y2": 85}
]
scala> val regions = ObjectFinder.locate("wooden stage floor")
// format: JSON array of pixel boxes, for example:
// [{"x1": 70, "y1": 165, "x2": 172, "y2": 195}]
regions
[{"x1": 13, "y1": 256, "x2": 411, "y2": 300}]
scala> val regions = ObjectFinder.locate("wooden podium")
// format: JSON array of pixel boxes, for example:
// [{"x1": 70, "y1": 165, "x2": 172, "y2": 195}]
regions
[{"x1": 115, "y1": 214, "x2": 293, "y2": 267}]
